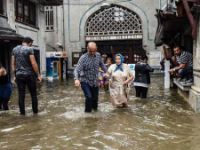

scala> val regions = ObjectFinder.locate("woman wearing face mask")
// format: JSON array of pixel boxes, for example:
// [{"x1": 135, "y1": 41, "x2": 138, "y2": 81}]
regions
[
  {"x1": 0, "y1": 63, "x2": 12, "y2": 111},
  {"x1": 106, "y1": 54, "x2": 134, "y2": 108}
]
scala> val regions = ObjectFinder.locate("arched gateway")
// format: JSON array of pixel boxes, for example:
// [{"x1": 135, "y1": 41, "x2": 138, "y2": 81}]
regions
[{"x1": 85, "y1": 5, "x2": 145, "y2": 63}]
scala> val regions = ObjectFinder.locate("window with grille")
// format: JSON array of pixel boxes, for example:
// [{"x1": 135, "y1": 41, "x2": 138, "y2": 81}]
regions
[
  {"x1": 0, "y1": 0, "x2": 6, "y2": 16},
  {"x1": 15, "y1": 0, "x2": 36, "y2": 26},
  {"x1": 0, "y1": 0, "x2": 3, "y2": 15},
  {"x1": 85, "y1": 5, "x2": 143, "y2": 41},
  {"x1": 45, "y1": 6, "x2": 54, "y2": 31}
]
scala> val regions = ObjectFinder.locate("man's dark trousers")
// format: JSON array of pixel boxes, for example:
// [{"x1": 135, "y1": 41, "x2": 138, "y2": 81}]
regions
[
  {"x1": 135, "y1": 86, "x2": 148, "y2": 98},
  {"x1": 81, "y1": 82, "x2": 99, "y2": 112},
  {"x1": 16, "y1": 75, "x2": 38, "y2": 115},
  {"x1": 178, "y1": 66, "x2": 193, "y2": 79}
]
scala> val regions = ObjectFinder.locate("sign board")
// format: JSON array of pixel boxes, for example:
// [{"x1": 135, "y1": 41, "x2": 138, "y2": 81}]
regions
[
  {"x1": 86, "y1": 34, "x2": 143, "y2": 41},
  {"x1": 72, "y1": 52, "x2": 82, "y2": 67},
  {"x1": 46, "y1": 52, "x2": 67, "y2": 58},
  {"x1": 128, "y1": 64, "x2": 135, "y2": 77}
]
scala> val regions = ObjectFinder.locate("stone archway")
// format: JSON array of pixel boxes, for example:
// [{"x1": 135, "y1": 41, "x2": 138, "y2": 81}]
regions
[
  {"x1": 83, "y1": 4, "x2": 145, "y2": 63},
  {"x1": 85, "y1": 5, "x2": 143, "y2": 41},
  {"x1": 79, "y1": 2, "x2": 149, "y2": 48}
]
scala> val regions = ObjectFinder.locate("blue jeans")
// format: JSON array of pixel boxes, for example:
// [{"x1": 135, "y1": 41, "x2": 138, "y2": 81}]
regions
[
  {"x1": 81, "y1": 82, "x2": 99, "y2": 112},
  {"x1": 0, "y1": 83, "x2": 12, "y2": 110},
  {"x1": 178, "y1": 66, "x2": 193, "y2": 80}
]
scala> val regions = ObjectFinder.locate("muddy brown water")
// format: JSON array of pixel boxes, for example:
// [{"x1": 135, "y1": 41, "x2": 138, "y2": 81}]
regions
[{"x1": 1, "y1": 76, "x2": 200, "y2": 150}]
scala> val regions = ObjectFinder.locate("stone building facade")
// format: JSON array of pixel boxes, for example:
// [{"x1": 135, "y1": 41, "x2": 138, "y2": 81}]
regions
[
  {"x1": 47, "y1": 0, "x2": 163, "y2": 70},
  {"x1": 155, "y1": 0, "x2": 200, "y2": 112},
  {"x1": 0, "y1": 0, "x2": 62, "y2": 77},
  {"x1": 190, "y1": 13, "x2": 200, "y2": 112}
]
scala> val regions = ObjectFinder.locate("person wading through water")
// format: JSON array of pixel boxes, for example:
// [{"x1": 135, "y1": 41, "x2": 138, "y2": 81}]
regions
[
  {"x1": 74, "y1": 42, "x2": 107, "y2": 113},
  {"x1": 12, "y1": 37, "x2": 42, "y2": 115}
]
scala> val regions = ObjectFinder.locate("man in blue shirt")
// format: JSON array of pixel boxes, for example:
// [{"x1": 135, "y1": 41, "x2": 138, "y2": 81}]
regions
[{"x1": 74, "y1": 42, "x2": 107, "y2": 113}]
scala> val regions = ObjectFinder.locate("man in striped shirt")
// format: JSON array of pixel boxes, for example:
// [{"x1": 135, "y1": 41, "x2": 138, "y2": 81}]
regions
[
  {"x1": 74, "y1": 42, "x2": 107, "y2": 113},
  {"x1": 169, "y1": 46, "x2": 193, "y2": 83}
]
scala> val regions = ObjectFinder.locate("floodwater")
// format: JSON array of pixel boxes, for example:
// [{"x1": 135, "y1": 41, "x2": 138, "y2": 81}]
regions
[{"x1": 1, "y1": 75, "x2": 200, "y2": 150}]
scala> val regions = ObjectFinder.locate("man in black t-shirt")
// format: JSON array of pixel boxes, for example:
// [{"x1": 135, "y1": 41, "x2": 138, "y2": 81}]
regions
[{"x1": 12, "y1": 37, "x2": 42, "y2": 115}]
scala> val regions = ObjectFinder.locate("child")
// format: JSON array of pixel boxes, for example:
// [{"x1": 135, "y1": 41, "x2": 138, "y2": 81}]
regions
[{"x1": 98, "y1": 68, "x2": 106, "y2": 88}]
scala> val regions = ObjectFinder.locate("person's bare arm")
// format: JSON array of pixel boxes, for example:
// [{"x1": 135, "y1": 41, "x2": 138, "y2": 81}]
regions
[
  {"x1": 169, "y1": 64, "x2": 186, "y2": 73},
  {"x1": 12, "y1": 56, "x2": 16, "y2": 75},
  {"x1": 176, "y1": 64, "x2": 186, "y2": 70},
  {"x1": 29, "y1": 55, "x2": 42, "y2": 82},
  {"x1": 30, "y1": 55, "x2": 39, "y2": 74},
  {"x1": 0, "y1": 68, "x2": 7, "y2": 77},
  {"x1": 11, "y1": 55, "x2": 17, "y2": 84}
]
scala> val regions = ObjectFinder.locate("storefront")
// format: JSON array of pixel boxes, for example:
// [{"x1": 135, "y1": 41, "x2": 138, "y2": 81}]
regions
[{"x1": 0, "y1": 17, "x2": 24, "y2": 80}]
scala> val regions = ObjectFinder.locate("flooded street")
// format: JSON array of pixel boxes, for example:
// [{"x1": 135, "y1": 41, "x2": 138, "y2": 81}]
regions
[{"x1": 1, "y1": 75, "x2": 200, "y2": 150}]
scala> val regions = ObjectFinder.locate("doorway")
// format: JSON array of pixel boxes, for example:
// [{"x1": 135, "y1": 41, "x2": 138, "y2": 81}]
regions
[{"x1": 86, "y1": 40, "x2": 145, "y2": 64}]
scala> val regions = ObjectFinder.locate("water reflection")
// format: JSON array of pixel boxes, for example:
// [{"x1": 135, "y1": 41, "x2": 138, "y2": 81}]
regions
[{"x1": 0, "y1": 76, "x2": 200, "y2": 150}]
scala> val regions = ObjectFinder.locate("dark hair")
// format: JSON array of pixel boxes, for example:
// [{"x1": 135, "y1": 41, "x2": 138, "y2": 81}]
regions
[
  {"x1": 141, "y1": 55, "x2": 148, "y2": 61},
  {"x1": 174, "y1": 45, "x2": 184, "y2": 50},
  {"x1": 106, "y1": 57, "x2": 113, "y2": 62},
  {"x1": 23, "y1": 37, "x2": 33, "y2": 44}
]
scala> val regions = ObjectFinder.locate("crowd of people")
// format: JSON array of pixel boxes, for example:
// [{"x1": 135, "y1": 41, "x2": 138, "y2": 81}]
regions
[
  {"x1": 0, "y1": 39, "x2": 194, "y2": 114},
  {"x1": 74, "y1": 42, "x2": 154, "y2": 113}
]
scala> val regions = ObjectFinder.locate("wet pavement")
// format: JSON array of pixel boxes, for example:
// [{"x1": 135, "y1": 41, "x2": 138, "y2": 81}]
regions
[{"x1": 1, "y1": 75, "x2": 200, "y2": 150}]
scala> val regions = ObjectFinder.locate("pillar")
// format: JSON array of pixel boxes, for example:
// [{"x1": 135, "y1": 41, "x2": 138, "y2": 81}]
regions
[{"x1": 189, "y1": 15, "x2": 200, "y2": 112}]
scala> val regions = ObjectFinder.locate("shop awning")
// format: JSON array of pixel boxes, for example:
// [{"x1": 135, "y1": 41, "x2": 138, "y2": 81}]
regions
[
  {"x1": 0, "y1": 27, "x2": 24, "y2": 42},
  {"x1": 154, "y1": 10, "x2": 189, "y2": 46},
  {"x1": 0, "y1": 18, "x2": 23, "y2": 42},
  {"x1": 154, "y1": 0, "x2": 199, "y2": 46}
]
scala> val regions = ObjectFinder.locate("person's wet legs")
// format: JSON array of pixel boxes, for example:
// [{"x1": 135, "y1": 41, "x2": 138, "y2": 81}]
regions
[
  {"x1": 0, "y1": 97, "x2": 2, "y2": 110},
  {"x1": 91, "y1": 86, "x2": 99, "y2": 111},
  {"x1": 2, "y1": 98, "x2": 9, "y2": 110},
  {"x1": 16, "y1": 77, "x2": 26, "y2": 115},
  {"x1": 27, "y1": 76, "x2": 38, "y2": 114},
  {"x1": 141, "y1": 87, "x2": 148, "y2": 98},
  {"x1": 135, "y1": 86, "x2": 141, "y2": 98},
  {"x1": 81, "y1": 82, "x2": 93, "y2": 113}
]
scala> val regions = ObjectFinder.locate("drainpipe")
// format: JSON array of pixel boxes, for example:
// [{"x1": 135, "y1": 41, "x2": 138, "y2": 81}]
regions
[
  {"x1": 62, "y1": 3, "x2": 68, "y2": 78},
  {"x1": 62, "y1": 4, "x2": 66, "y2": 52},
  {"x1": 164, "y1": 60, "x2": 171, "y2": 89}
]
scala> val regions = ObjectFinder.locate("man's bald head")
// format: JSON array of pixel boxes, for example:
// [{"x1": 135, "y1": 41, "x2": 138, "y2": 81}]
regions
[{"x1": 87, "y1": 42, "x2": 97, "y2": 56}]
